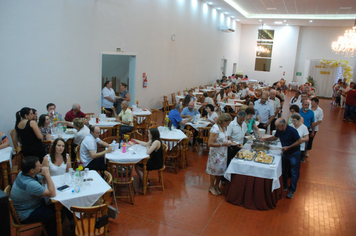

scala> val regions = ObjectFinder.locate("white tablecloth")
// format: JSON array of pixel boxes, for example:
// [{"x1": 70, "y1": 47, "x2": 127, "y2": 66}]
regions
[
  {"x1": 224, "y1": 140, "x2": 282, "y2": 192},
  {"x1": 184, "y1": 119, "x2": 210, "y2": 131},
  {"x1": 89, "y1": 118, "x2": 120, "y2": 127},
  {"x1": 228, "y1": 98, "x2": 245, "y2": 104},
  {"x1": 289, "y1": 82, "x2": 299, "y2": 90},
  {"x1": 51, "y1": 170, "x2": 111, "y2": 212},
  {"x1": 218, "y1": 101, "x2": 244, "y2": 110},
  {"x1": 158, "y1": 127, "x2": 187, "y2": 150},
  {"x1": 133, "y1": 108, "x2": 151, "y2": 124},
  {"x1": 52, "y1": 132, "x2": 75, "y2": 142},
  {"x1": 247, "y1": 79, "x2": 258, "y2": 84},
  {"x1": 106, "y1": 145, "x2": 149, "y2": 163},
  {"x1": 0, "y1": 147, "x2": 13, "y2": 169}
]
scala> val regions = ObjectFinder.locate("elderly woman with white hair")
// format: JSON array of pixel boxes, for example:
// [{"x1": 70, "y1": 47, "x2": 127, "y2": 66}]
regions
[
  {"x1": 112, "y1": 101, "x2": 133, "y2": 138},
  {"x1": 289, "y1": 113, "x2": 309, "y2": 163}
]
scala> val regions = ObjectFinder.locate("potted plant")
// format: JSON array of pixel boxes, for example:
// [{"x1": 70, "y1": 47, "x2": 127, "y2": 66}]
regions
[{"x1": 307, "y1": 76, "x2": 316, "y2": 88}]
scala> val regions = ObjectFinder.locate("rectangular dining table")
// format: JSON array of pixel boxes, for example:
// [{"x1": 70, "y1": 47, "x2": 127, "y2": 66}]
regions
[
  {"x1": 51, "y1": 170, "x2": 112, "y2": 236},
  {"x1": 105, "y1": 145, "x2": 150, "y2": 195},
  {"x1": 224, "y1": 140, "x2": 283, "y2": 210},
  {"x1": 0, "y1": 147, "x2": 13, "y2": 188}
]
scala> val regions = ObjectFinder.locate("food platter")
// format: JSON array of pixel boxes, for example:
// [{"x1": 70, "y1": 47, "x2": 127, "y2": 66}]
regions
[
  {"x1": 254, "y1": 151, "x2": 274, "y2": 164},
  {"x1": 235, "y1": 149, "x2": 256, "y2": 161}
]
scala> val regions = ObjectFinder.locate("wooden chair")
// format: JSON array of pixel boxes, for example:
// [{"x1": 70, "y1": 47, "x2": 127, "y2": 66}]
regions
[
  {"x1": 149, "y1": 125, "x2": 159, "y2": 130},
  {"x1": 108, "y1": 161, "x2": 135, "y2": 205},
  {"x1": 70, "y1": 204, "x2": 108, "y2": 236},
  {"x1": 177, "y1": 91, "x2": 181, "y2": 96},
  {"x1": 163, "y1": 95, "x2": 174, "y2": 110},
  {"x1": 123, "y1": 130, "x2": 144, "y2": 142},
  {"x1": 85, "y1": 113, "x2": 95, "y2": 118},
  {"x1": 150, "y1": 109, "x2": 160, "y2": 127},
  {"x1": 133, "y1": 115, "x2": 151, "y2": 137},
  {"x1": 102, "y1": 136, "x2": 120, "y2": 144},
  {"x1": 42, "y1": 140, "x2": 52, "y2": 154},
  {"x1": 171, "y1": 93, "x2": 177, "y2": 106},
  {"x1": 4, "y1": 185, "x2": 47, "y2": 236},
  {"x1": 145, "y1": 143, "x2": 168, "y2": 191},
  {"x1": 99, "y1": 126, "x2": 116, "y2": 139},
  {"x1": 162, "y1": 100, "x2": 171, "y2": 116},
  {"x1": 181, "y1": 129, "x2": 192, "y2": 167},
  {"x1": 9, "y1": 129, "x2": 23, "y2": 182},
  {"x1": 161, "y1": 138, "x2": 181, "y2": 174},
  {"x1": 195, "y1": 127, "x2": 211, "y2": 152},
  {"x1": 74, "y1": 144, "x2": 81, "y2": 169}
]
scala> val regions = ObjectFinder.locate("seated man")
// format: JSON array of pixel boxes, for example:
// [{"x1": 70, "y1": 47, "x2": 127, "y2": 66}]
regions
[
  {"x1": 168, "y1": 103, "x2": 192, "y2": 129},
  {"x1": 65, "y1": 103, "x2": 86, "y2": 122},
  {"x1": 47, "y1": 103, "x2": 63, "y2": 123},
  {"x1": 112, "y1": 101, "x2": 133, "y2": 138},
  {"x1": 80, "y1": 125, "x2": 112, "y2": 171},
  {"x1": 10, "y1": 156, "x2": 57, "y2": 235},
  {"x1": 181, "y1": 101, "x2": 200, "y2": 119}
]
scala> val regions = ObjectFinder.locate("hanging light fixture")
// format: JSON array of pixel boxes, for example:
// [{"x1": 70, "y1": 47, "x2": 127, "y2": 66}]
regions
[
  {"x1": 331, "y1": 19, "x2": 356, "y2": 57},
  {"x1": 256, "y1": 22, "x2": 270, "y2": 55}
]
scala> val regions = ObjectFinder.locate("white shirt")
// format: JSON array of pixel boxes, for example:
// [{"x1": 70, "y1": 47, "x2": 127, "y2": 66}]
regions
[
  {"x1": 80, "y1": 134, "x2": 101, "y2": 166},
  {"x1": 268, "y1": 97, "x2": 280, "y2": 113},
  {"x1": 289, "y1": 123, "x2": 309, "y2": 151},
  {"x1": 311, "y1": 106, "x2": 323, "y2": 132},
  {"x1": 101, "y1": 87, "x2": 116, "y2": 108},
  {"x1": 204, "y1": 97, "x2": 215, "y2": 106},
  {"x1": 73, "y1": 125, "x2": 90, "y2": 145},
  {"x1": 289, "y1": 96, "x2": 300, "y2": 106},
  {"x1": 227, "y1": 117, "x2": 247, "y2": 144},
  {"x1": 207, "y1": 112, "x2": 218, "y2": 123},
  {"x1": 45, "y1": 154, "x2": 69, "y2": 176}
]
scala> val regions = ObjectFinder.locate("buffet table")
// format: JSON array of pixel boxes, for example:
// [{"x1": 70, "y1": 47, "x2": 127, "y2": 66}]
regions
[{"x1": 224, "y1": 140, "x2": 283, "y2": 210}]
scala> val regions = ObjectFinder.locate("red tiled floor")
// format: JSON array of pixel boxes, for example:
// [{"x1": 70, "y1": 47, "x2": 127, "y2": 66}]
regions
[{"x1": 14, "y1": 91, "x2": 356, "y2": 235}]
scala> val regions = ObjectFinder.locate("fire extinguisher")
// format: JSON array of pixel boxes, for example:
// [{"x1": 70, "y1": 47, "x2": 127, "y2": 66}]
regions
[{"x1": 143, "y1": 76, "x2": 147, "y2": 88}]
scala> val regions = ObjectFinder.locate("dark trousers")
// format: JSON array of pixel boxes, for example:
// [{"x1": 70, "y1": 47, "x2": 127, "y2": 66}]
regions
[
  {"x1": 282, "y1": 151, "x2": 300, "y2": 193},
  {"x1": 344, "y1": 104, "x2": 356, "y2": 120},
  {"x1": 119, "y1": 125, "x2": 133, "y2": 138},
  {"x1": 86, "y1": 156, "x2": 107, "y2": 171},
  {"x1": 258, "y1": 123, "x2": 267, "y2": 130},
  {"x1": 306, "y1": 131, "x2": 317, "y2": 150},
  {"x1": 270, "y1": 118, "x2": 277, "y2": 133},
  {"x1": 227, "y1": 146, "x2": 241, "y2": 167},
  {"x1": 21, "y1": 199, "x2": 60, "y2": 236}
]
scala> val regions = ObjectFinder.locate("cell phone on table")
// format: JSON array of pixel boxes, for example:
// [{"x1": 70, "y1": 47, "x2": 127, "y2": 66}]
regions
[
  {"x1": 83, "y1": 178, "x2": 93, "y2": 182},
  {"x1": 57, "y1": 185, "x2": 69, "y2": 191}
]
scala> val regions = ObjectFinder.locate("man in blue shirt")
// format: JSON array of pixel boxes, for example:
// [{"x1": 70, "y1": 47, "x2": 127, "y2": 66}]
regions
[
  {"x1": 168, "y1": 103, "x2": 192, "y2": 129},
  {"x1": 10, "y1": 156, "x2": 58, "y2": 235},
  {"x1": 262, "y1": 118, "x2": 303, "y2": 199},
  {"x1": 300, "y1": 99, "x2": 315, "y2": 157},
  {"x1": 181, "y1": 101, "x2": 200, "y2": 118}
]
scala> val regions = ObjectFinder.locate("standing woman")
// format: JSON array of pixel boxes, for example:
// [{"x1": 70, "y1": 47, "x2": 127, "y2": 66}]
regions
[
  {"x1": 15, "y1": 107, "x2": 46, "y2": 162},
  {"x1": 247, "y1": 100, "x2": 261, "y2": 124},
  {"x1": 101, "y1": 81, "x2": 116, "y2": 115},
  {"x1": 116, "y1": 82, "x2": 131, "y2": 114},
  {"x1": 290, "y1": 113, "x2": 309, "y2": 163},
  {"x1": 206, "y1": 113, "x2": 232, "y2": 196},
  {"x1": 42, "y1": 138, "x2": 71, "y2": 176},
  {"x1": 133, "y1": 128, "x2": 163, "y2": 186}
]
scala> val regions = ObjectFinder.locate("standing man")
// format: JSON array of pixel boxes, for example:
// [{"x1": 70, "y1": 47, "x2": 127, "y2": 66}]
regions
[
  {"x1": 47, "y1": 103, "x2": 63, "y2": 123},
  {"x1": 268, "y1": 89, "x2": 281, "y2": 134},
  {"x1": 112, "y1": 101, "x2": 134, "y2": 138},
  {"x1": 80, "y1": 125, "x2": 112, "y2": 171},
  {"x1": 10, "y1": 156, "x2": 58, "y2": 235},
  {"x1": 262, "y1": 119, "x2": 303, "y2": 199},
  {"x1": 254, "y1": 94, "x2": 275, "y2": 131},
  {"x1": 306, "y1": 97, "x2": 323, "y2": 157},
  {"x1": 227, "y1": 110, "x2": 247, "y2": 164},
  {"x1": 299, "y1": 100, "x2": 315, "y2": 157},
  {"x1": 65, "y1": 103, "x2": 86, "y2": 122}
]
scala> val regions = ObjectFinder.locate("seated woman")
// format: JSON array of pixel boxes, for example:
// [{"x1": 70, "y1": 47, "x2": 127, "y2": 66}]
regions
[
  {"x1": 38, "y1": 114, "x2": 52, "y2": 141},
  {"x1": 246, "y1": 100, "x2": 261, "y2": 124},
  {"x1": 204, "y1": 104, "x2": 218, "y2": 124},
  {"x1": 42, "y1": 138, "x2": 71, "y2": 176},
  {"x1": 0, "y1": 130, "x2": 10, "y2": 150},
  {"x1": 245, "y1": 108, "x2": 262, "y2": 139},
  {"x1": 15, "y1": 107, "x2": 46, "y2": 162},
  {"x1": 133, "y1": 128, "x2": 163, "y2": 186}
]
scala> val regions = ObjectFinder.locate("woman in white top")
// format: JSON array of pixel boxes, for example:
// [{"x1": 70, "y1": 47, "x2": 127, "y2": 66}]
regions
[
  {"x1": 290, "y1": 113, "x2": 309, "y2": 163},
  {"x1": 101, "y1": 81, "x2": 116, "y2": 113},
  {"x1": 204, "y1": 104, "x2": 218, "y2": 124},
  {"x1": 42, "y1": 138, "x2": 71, "y2": 176}
]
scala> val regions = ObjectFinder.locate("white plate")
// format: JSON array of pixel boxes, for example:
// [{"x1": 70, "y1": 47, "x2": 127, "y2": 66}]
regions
[{"x1": 245, "y1": 136, "x2": 255, "y2": 140}]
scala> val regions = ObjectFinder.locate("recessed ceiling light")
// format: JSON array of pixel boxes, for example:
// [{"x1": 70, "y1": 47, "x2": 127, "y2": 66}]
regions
[
  {"x1": 217, "y1": 7, "x2": 221, "y2": 10},
  {"x1": 207, "y1": 2, "x2": 212, "y2": 5},
  {"x1": 309, "y1": 20, "x2": 313, "y2": 22},
  {"x1": 286, "y1": 24, "x2": 289, "y2": 26},
  {"x1": 283, "y1": 20, "x2": 286, "y2": 22},
  {"x1": 231, "y1": 16, "x2": 235, "y2": 18},
  {"x1": 266, "y1": 8, "x2": 277, "y2": 10},
  {"x1": 259, "y1": 19, "x2": 262, "y2": 22},
  {"x1": 236, "y1": 19, "x2": 240, "y2": 21},
  {"x1": 274, "y1": 21, "x2": 283, "y2": 24},
  {"x1": 339, "y1": 7, "x2": 352, "y2": 10},
  {"x1": 224, "y1": 12, "x2": 228, "y2": 14}
]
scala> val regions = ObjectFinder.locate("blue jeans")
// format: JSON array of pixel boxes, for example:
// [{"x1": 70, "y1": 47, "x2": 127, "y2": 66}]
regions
[
  {"x1": 119, "y1": 125, "x2": 133, "y2": 138},
  {"x1": 282, "y1": 151, "x2": 300, "y2": 193},
  {"x1": 344, "y1": 104, "x2": 356, "y2": 120}
]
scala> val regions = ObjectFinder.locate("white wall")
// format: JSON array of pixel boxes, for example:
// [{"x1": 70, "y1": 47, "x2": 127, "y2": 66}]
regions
[
  {"x1": 0, "y1": 0, "x2": 241, "y2": 143},
  {"x1": 294, "y1": 26, "x2": 356, "y2": 84},
  {"x1": 238, "y1": 25, "x2": 300, "y2": 84}
]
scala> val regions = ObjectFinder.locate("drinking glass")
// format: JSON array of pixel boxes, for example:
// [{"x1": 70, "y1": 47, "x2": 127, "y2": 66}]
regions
[{"x1": 84, "y1": 168, "x2": 90, "y2": 186}]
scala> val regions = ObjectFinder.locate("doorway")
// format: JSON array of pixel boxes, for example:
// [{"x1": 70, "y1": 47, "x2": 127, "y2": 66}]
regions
[
  {"x1": 220, "y1": 59, "x2": 227, "y2": 77},
  {"x1": 101, "y1": 53, "x2": 136, "y2": 107}
]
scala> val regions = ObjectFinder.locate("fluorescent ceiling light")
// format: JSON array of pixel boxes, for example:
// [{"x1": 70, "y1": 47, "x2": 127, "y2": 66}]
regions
[
  {"x1": 207, "y1": 2, "x2": 212, "y2": 5},
  {"x1": 340, "y1": 7, "x2": 352, "y2": 10},
  {"x1": 217, "y1": 7, "x2": 221, "y2": 10},
  {"x1": 224, "y1": 12, "x2": 228, "y2": 14},
  {"x1": 224, "y1": 0, "x2": 356, "y2": 20},
  {"x1": 236, "y1": 19, "x2": 240, "y2": 21},
  {"x1": 309, "y1": 20, "x2": 313, "y2": 22},
  {"x1": 231, "y1": 16, "x2": 235, "y2": 18},
  {"x1": 259, "y1": 19, "x2": 262, "y2": 22},
  {"x1": 283, "y1": 20, "x2": 286, "y2": 22},
  {"x1": 274, "y1": 21, "x2": 283, "y2": 24},
  {"x1": 266, "y1": 8, "x2": 277, "y2": 11}
]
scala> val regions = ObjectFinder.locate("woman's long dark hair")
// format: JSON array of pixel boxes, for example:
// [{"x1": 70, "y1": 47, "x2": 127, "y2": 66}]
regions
[
  {"x1": 50, "y1": 138, "x2": 67, "y2": 164},
  {"x1": 15, "y1": 107, "x2": 31, "y2": 127},
  {"x1": 38, "y1": 114, "x2": 48, "y2": 128},
  {"x1": 149, "y1": 128, "x2": 161, "y2": 147},
  {"x1": 183, "y1": 95, "x2": 191, "y2": 106},
  {"x1": 219, "y1": 89, "x2": 225, "y2": 100}
]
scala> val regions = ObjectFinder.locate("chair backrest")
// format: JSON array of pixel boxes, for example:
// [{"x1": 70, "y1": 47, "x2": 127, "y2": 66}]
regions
[
  {"x1": 163, "y1": 95, "x2": 169, "y2": 102},
  {"x1": 108, "y1": 161, "x2": 135, "y2": 184},
  {"x1": 103, "y1": 171, "x2": 112, "y2": 185},
  {"x1": 43, "y1": 140, "x2": 52, "y2": 154},
  {"x1": 150, "y1": 109, "x2": 160, "y2": 124},
  {"x1": 102, "y1": 136, "x2": 120, "y2": 144},
  {"x1": 10, "y1": 129, "x2": 21, "y2": 153},
  {"x1": 134, "y1": 115, "x2": 151, "y2": 130},
  {"x1": 4, "y1": 185, "x2": 22, "y2": 225},
  {"x1": 177, "y1": 91, "x2": 181, "y2": 96},
  {"x1": 161, "y1": 143, "x2": 168, "y2": 164},
  {"x1": 123, "y1": 130, "x2": 143, "y2": 141},
  {"x1": 149, "y1": 125, "x2": 159, "y2": 130},
  {"x1": 171, "y1": 93, "x2": 176, "y2": 105},
  {"x1": 198, "y1": 127, "x2": 211, "y2": 144},
  {"x1": 70, "y1": 204, "x2": 108, "y2": 236},
  {"x1": 99, "y1": 126, "x2": 116, "y2": 139},
  {"x1": 161, "y1": 138, "x2": 181, "y2": 158},
  {"x1": 162, "y1": 101, "x2": 170, "y2": 113},
  {"x1": 85, "y1": 113, "x2": 95, "y2": 118}
]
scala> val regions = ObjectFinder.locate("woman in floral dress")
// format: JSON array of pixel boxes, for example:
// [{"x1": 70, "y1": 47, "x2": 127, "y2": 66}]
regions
[{"x1": 206, "y1": 113, "x2": 232, "y2": 196}]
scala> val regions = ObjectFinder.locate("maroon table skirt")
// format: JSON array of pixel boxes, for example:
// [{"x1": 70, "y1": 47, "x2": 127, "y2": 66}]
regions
[{"x1": 224, "y1": 174, "x2": 283, "y2": 210}]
